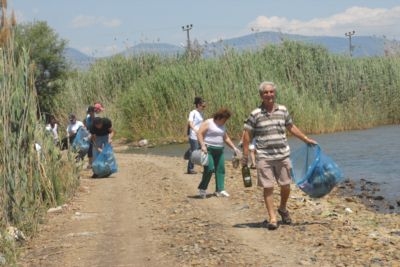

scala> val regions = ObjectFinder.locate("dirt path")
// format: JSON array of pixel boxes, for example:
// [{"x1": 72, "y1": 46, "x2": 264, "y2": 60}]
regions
[{"x1": 19, "y1": 150, "x2": 400, "y2": 267}]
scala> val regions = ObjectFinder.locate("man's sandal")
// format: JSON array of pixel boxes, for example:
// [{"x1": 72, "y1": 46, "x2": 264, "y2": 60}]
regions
[
  {"x1": 267, "y1": 221, "x2": 278, "y2": 230},
  {"x1": 278, "y1": 209, "x2": 292, "y2": 225}
]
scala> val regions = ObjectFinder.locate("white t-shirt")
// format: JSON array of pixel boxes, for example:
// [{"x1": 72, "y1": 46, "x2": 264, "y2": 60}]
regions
[
  {"x1": 188, "y1": 109, "x2": 204, "y2": 140},
  {"x1": 66, "y1": 121, "x2": 84, "y2": 136},
  {"x1": 45, "y1": 123, "x2": 59, "y2": 141}
]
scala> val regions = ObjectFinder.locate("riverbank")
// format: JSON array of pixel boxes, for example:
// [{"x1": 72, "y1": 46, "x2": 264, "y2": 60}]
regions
[
  {"x1": 19, "y1": 151, "x2": 399, "y2": 266},
  {"x1": 126, "y1": 124, "x2": 400, "y2": 211}
]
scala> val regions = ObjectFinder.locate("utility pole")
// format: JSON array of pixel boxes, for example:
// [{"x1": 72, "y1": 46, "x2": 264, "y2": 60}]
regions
[
  {"x1": 345, "y1": 30, "x2": 356, "y2": 57},
  {"x1": 182, "y1": 24, "x2": 193, "y2": 53}
]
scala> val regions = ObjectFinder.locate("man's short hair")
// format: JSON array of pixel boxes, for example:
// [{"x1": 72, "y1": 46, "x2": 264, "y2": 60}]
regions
[{"x1": 258, "y1": 81, "x2": 277, "y2": 94}]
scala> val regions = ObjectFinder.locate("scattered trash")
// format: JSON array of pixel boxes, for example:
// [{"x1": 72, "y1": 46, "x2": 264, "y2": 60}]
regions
[
  {"x1": 47, "y1": 206, "x2": 63, "y2": 213},
  {"x1": 6, "y1": 226, "x2": 26, "y2": 241},
  {"x1": 34, "y1": 143, "x2": 42, "y2": 152},
  {"x1": 368, "y1": 231, "x2": 379, "y2": 239},
  {"x1": 290, "y1": 196, "x2": 306, "y2": 202},
  {"x1": 138, "y1": 138, "x2": 149, "y2": 147},
  {"x1": 0, "y1": 253, "x2": 6, "y2": 265},
  {"x1": 344, "y1": 207, "x2": 353, "y2": 213}
]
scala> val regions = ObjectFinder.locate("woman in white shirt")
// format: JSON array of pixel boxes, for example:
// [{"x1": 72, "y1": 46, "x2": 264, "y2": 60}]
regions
[
  {"x1": 186, "y1": 97, "x2": 206, "y2": 174},
  {"x1": 197, "y1": 108, "x2": 240, "y2": 198},
  {"x1": 45, "y1": 115, "x2": 59, "y2": 144}
]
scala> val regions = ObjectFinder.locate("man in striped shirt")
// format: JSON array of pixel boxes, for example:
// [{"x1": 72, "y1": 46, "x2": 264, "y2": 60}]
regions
[{"x1": 242, "y1": 81, "x2": 317, "y2": 230}]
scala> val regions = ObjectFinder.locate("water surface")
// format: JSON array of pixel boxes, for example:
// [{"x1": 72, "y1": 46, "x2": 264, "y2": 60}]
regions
[{"x1": 129, "y1": 125, "x2": 400, "y2": 205}]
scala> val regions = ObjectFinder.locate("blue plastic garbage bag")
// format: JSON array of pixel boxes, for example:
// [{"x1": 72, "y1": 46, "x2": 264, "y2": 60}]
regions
[
  {"x1": 290, "y1": 144, "x2": 344, "y2": 198},
  {"x1": 92, "y1": 144, "x2": 118, "y2": 178},
  {"x1": 72, "y1": 127, "x2": 90, "y2": 154}
]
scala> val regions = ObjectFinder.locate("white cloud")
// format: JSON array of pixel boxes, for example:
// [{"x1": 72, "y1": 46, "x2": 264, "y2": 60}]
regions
[
  {"x1": 71, "y1": 15, "x2": 121, "y2": 28},
  {"x1": 249, "y1": 6, "x2": 400, "y2": 39}
]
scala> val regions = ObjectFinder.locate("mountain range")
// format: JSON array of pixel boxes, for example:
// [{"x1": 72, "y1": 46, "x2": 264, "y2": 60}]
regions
[{"x1": 64, "y1": 31, "x2": 394, "y2": 69}]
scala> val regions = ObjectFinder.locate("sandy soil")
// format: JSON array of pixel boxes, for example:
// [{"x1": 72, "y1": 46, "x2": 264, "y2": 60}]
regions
[{"x1": 18, "y1": 147, "x2": 400, "y2": 267}]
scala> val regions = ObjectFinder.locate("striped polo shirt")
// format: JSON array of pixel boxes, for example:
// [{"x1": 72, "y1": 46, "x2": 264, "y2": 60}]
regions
[{"x1": 244, "y1": 103, "x2": 293, "y2": 160}]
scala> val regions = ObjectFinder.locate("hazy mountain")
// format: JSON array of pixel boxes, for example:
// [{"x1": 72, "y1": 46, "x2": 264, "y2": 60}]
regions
[
  {"x1": 121, "y1": 42, "x2": 184, "y2": 57},
  {"x1": 64, "y1": 31, "x2": 395, "y2": 69},
  {"x1": 64, "y1": 47, "x2": 96, "y2": 70},
  {"x1": 202, "y1": 31, "x2": 388, "y2": 57}
]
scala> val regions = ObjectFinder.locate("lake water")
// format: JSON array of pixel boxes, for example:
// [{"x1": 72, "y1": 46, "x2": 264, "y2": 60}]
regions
[{"x1": 129, "y1": 125, "x2": 400, "y2": 204}]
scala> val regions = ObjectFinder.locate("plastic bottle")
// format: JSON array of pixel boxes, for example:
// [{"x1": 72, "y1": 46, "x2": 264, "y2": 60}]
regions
[{"x1": 241, "y1": 166, "x2": 252, "y2": 187}]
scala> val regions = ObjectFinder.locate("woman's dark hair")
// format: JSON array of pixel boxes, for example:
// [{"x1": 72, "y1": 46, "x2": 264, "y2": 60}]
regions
[
  {"x1": 87, "y1": 106, "x2": 95, "y2": 113},
  {"x1": 93, "y1": 117, "x2": 103, "y2": 125},
  {"x1": 213, "y1": 108, "x2": 232, "y2": 120},
  {"x1": 48, "y1": 115, "x2": 56, "y2": 123},
  {"x1": 194, "y1": 96, "x2": 204, "y2": 105}
]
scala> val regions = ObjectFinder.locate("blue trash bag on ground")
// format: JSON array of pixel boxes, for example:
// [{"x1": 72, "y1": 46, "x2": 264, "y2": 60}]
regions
[
  {"x1": 72, "y1": 127, "x2": 90, "y2": 154},
  {"x1": 290, "y1": 144, "x2": 344, "y2": 198},
  {"x1": 92, "y1": 144, "x2": 118, "y2": 178}
]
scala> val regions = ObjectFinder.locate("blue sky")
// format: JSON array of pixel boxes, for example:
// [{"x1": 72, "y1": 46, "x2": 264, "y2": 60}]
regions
[{"x1": 9, "y1": 0, "x2": 400, "y2": 57}]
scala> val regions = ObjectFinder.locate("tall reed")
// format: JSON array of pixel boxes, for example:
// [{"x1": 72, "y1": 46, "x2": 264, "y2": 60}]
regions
[
  {"x1": 55, "y1": 41, "x2": 400, "y2": 143},
  {"x1": 0, "y1": 34, "x2": 79, "y2": 264}
]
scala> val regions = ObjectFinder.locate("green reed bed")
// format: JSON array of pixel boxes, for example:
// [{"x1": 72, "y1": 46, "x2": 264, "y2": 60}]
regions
[
  {"x1": 56, "y1": 41, "x2": 400, "y2": 144},
  {"x1": 53, "y1": 54, "x2": 175, "y2": 130},
  {"x1": 0, "y1": 43, "x2": 79, "y2": 264}
]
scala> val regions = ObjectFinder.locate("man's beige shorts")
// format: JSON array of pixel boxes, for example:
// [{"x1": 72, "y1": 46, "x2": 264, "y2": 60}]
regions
[{"x1": 257, "y1": 157, "x2": 292, "y2": 188}]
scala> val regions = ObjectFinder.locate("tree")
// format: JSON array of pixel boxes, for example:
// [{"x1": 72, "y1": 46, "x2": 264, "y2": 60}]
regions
[{"x1": 14, "y1": 21, "x2": 68, "y2": 115}]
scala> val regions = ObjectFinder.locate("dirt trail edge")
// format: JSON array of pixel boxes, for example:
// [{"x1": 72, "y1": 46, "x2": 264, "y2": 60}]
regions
[{"x1": 19, "y1": 151, "x2": 399, "y2": 267}]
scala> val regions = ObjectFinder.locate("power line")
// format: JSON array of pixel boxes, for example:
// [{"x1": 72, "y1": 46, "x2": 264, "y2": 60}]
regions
[
  {"x1": 181, "y1": 24, "x2": 193, "y2": 51},
  {"x1": 345, "y1": 30, "x2": 356, "y2": 57}
]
